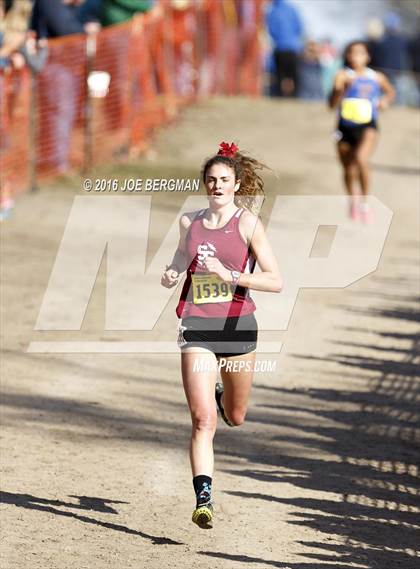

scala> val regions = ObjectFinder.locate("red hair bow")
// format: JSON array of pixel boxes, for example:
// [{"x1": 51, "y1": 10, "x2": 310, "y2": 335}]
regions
[{"x1": 218, "y1": 141, "x2": 239, "y2": 158}]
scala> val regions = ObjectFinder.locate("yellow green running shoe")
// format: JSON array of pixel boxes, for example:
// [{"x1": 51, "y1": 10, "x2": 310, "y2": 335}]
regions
[{"x1": 192, "y1": 502, "x2": 214, "y2": 529}]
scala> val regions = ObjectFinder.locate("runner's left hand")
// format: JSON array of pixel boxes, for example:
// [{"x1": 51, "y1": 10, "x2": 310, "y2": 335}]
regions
[
  {"x1": 203, "y1": 257, "x2": 231, "y2": 282},
  {"x1": 378, "y1": 97, "x2": 389, "y2": 111}
]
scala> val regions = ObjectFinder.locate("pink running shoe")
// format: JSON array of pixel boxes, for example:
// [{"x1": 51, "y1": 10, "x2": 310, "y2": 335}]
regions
[
  {"x1": 349, "y1": 202, "x2": 360, "y2": 221},
  {"x1": 360, "y1": 204, "x2": 374, "y2": 224}
]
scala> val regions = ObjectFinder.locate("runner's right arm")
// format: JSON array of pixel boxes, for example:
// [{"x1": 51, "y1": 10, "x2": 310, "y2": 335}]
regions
[
  {"x1": 161, "y1": 214, "x2": 192, "y2": 288},
  {"x1": 328, "y1": 70, "x2": 351, "y2": 109}
]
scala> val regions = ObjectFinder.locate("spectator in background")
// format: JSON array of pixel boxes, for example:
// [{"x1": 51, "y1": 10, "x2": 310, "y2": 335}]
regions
[
  {"x1": 0, "y1": 0, "x2": 33, "y2": 221},
  {"x1": 75, "y1": 0, "x2": 102, "y2": 27},
  {"x1": 319, "y1": 37, "x2": 339, "y2": 98},
  {"x1": 377, "y1": 11, "x2": 409, "y2": 104},
  {"x1": 98, "y1": 0, "x2": 155, "y2": 139},
  {"x1": 365, "y1": 18, "x2": 385, "y2": 71},
  {"x1": 265, "y1": 0, "x2": 303, "y2": 97},
  {"x1": 30, "y1": 0, "x2": 100, "y2": 174},
  {"x1": 408, "y1": 31, "x2": 420, "y2": 106},
  {"x1": 31, "y1": 0, "x2": 86, "y2": 37},
  {"x1": 0, "y1": 0, "x2": 48, "y2": 75},
  {"x1": 298, "y1": 40, "x2": 323, "y2": 100},
  {"x1": 100, "y1": 0, "x2": 154, "y2": 26},
  {"x1": 0, "y1": 0, "x2": 33, "y2": 69}
]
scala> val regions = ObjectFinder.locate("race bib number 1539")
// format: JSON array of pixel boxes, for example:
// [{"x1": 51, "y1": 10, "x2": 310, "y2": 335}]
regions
[{"x1": 192, "y1": 274, "x2": 233, "y2": 304}]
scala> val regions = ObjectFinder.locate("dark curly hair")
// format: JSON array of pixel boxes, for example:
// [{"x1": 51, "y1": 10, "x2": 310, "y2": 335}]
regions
[
  {"x1": 202, "y1": 150, "x2": 267, "y2": 215},
  {"x1": 343, "y1": 40, "x2": 370, "y2": 68}
]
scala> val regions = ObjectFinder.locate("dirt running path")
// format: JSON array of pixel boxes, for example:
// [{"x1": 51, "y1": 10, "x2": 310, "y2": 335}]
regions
[{"x1": 1, "y1": 99, "x2": 419, "y2": 569}]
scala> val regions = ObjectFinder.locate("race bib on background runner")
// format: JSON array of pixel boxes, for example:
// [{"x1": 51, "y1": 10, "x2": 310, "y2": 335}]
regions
[
  {"x1": 341, "y1": 98, "x2": 372, "y2": 124},
  {"x1": 192, "y1": 274, "x2": 233, "y2": 304}
]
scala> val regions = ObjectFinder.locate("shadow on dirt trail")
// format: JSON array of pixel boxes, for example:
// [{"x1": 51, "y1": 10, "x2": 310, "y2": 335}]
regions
[
  {"x1": 2, "y1": 284, "x2": 417, "y2": 565},
  {"x1": 214, "y1": 275, "x2": 420, "y2": 569},
  {"x1": 0, "y1": 491, "x2": 184, "y2": 545}
]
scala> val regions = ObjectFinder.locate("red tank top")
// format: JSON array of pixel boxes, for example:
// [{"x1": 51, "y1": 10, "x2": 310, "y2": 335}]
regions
[{"x1": 176, "y1": 208, "x2": 257, "y2": 318}]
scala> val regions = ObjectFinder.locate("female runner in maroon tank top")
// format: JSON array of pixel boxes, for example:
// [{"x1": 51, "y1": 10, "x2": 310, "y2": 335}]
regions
[{"x1": 161, "y1": 142, "x2": 282, "y2": 529}]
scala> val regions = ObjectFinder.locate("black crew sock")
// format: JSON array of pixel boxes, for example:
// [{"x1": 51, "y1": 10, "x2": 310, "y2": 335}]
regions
[{"x1": 193, "y1": 475, "x2": 212, "y2": 506}]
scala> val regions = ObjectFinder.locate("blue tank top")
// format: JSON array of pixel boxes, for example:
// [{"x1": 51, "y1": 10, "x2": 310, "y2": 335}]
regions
[{"x1": 339, "y1": 67, "x2": 381, "y2": 126}]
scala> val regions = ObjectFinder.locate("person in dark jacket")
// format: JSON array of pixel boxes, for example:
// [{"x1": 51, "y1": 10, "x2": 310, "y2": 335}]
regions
[
  {"x1": 377, "y1": 11, "x2": 409, "y2": 104},
  {"x1": 408, "y1": 31, "x2": 420, "y2": 106},
  {"x1": 31, "y1": 0, "x2": 85, "y2": 38},
  {"x1": 265, "y1": 0, "x2": 304, "y2": 97},
  {"x1": 76, "y1": 0, "x2": 102, "y2": 25}
]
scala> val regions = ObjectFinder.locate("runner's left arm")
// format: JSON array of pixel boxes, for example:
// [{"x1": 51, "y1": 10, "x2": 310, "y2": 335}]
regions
[
  {"x1": 238, "y1": 217, "x2": 282, "y2": 292},
  {"x1": 376, "y1": 72, "x2": 396, "y2": 109},
  {"x1": 203, "y1": 216, "x2": 282, "y2": 293}
]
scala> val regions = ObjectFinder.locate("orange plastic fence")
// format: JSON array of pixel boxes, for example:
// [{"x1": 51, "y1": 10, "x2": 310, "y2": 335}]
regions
[
  {"x1": 1, "y1": 68, "x2": 32, "y2": 197},
  {"x1": 0, "y1": 0, "x2": 263, "y2": 200}
]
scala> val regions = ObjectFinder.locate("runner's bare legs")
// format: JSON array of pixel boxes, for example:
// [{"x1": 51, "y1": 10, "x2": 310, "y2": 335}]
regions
[
  {"x1": 355, "y1": 127, "x2": 378, "y2": 197},
  {"x1": 218, "y1": 351, "x2": 256, "y2": 426},
  {"x1": 181, "y1": 349, "x2": 218, "y2": 477},
  {"x1": 182, "y1": 349, "x2": 256, "y2": 474}
]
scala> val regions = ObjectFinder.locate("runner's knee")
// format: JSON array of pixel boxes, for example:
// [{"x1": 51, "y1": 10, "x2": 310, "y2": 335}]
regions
[
  {"x1": 355, "y1": 154, "x2": 369, "y2": 169},
  {"x1": 191, "y1": 410, "x2": 217, "y2": 433},
  {"x1": 344, "y1": 161, "x2": 357, "y2": 175},
  {"x1": 225, "y1": 407, "x2": 247, "y2": 427}
]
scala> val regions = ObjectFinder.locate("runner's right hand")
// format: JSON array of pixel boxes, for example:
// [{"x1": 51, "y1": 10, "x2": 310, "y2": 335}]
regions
[
  {"x1": 161, "y1": 268, "x2": 179, "y2": 288},
  {"x1": 335, "y1": 70, "x2": 354, "y2": 92}
]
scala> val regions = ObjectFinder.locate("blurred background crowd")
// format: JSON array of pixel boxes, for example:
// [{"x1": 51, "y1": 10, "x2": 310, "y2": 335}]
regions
[
  {"x1": 1, "y1": 0, "x2": 419, "y2": 100},
  {"x1": 0, "y1": 0, "x2": 419, "y2": 218},
  {"x1": 264, "y1": 0, "x2": 419, "y2": 105}
]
